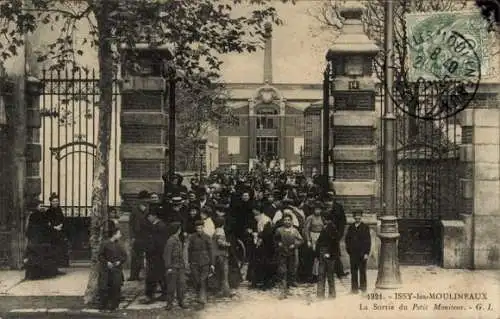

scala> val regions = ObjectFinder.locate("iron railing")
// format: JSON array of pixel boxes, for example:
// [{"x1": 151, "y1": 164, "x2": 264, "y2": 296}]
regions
[{"x1": 39, "y1": 69, "x2": 121, "y2": 217}]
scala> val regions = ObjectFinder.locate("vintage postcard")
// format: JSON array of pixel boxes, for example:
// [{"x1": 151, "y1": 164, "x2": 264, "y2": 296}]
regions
[{"x1": 0, "y1": 0, "x2": 498, "y2": 318}]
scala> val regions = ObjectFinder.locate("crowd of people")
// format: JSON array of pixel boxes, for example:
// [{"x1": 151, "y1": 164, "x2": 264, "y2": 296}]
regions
[
  {"x1": 23, "y1": 167, "x2": 372, "y2": 312},
  {"x1": 117, "y1": 168, "x2": 372, "y2": 311}
]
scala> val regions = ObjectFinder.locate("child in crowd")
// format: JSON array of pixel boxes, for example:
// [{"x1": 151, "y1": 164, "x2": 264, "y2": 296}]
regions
[
  {"x1": 97, "y1": 221, "x2": 127, "y2": 311},
  {"x1": 163, "y1": 222, "x2": 188, "y2": 310},
  {"x1": 274, "y1": 213, "x2": 304, "y2": 299},
  {"x1": 188, "y1": 219, "x2": 215, "y2": 308},
  {"x1": 200, "y1": 207, "x2": 216, "y2": 237},
  {"x1": 213, "y1": 211, "x2": 232, "y2": 297}
]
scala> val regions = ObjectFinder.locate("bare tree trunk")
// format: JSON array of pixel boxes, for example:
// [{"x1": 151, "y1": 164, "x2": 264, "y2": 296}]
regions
[{"x1": 83, "y1": 2, "x2": 113, "y2": 305}]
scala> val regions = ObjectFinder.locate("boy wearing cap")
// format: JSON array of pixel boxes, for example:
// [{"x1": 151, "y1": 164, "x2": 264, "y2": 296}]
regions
[
  {"x1": 97, "y1": 222, "x2": 127, "y2": 311},
  {"x1": 188, "y1": 219, "x2": 215, "y2": 307},
  {"x1": 274, "y1": 213, "x2": 304, "y2": 299},
  {"x1": 345, "y1": 210, "x2": 371, "y2": 294},
  {"x1": 163, "y1": 222, "x2": 188, "y2": 310}
]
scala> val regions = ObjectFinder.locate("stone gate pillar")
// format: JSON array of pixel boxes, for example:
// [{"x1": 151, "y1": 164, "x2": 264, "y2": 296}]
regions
[
  {"x1": 119, "y1": 45, "x2": 172, "y2": 212},
  {"x1": 325, "y1": 3, "x2": 380, "y2": 269},
  {"x1": 459, "y1": 85, "x2": 500, "y2": 269}
]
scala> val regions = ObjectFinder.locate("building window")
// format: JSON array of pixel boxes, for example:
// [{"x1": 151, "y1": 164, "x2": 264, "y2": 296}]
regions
[
  {"x1": 294, "y1": 137, "x2": 304, "y2": 155},
  {"x1": 256, "y1": 107, "x2": 278, "y2": 129},
  {"x1": 230, "y1": 117, "x2": 240, "y2": 127},
  {"x1": 345, "y1": 56, "x2": 364, "y2": 76},
  {"x1": 256, "y1": 137, "x2": 279, "y2": 160},
  {"x1": 227, "y1": 137, "x2": 240, "y2": 155}
]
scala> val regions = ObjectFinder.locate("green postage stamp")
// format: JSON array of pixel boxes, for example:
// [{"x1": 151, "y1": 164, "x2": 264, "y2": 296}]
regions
[{"x1": 406, "y1": 11, "x2": 490, "y2": 82}]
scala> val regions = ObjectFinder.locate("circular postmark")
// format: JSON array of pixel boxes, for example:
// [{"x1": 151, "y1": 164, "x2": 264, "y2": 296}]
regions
[{"x1": 399, "y1": 24, "x2": 482, "y2": 120}]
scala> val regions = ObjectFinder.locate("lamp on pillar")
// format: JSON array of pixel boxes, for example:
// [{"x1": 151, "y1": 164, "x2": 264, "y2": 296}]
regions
[{"x1": 375, "y1": 0, "x2": 402, "y2": 289}]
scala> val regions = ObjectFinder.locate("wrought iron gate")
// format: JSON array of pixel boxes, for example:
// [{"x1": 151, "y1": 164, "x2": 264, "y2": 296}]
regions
[
  {"x1": 381, "y1": 81, "x2": 463, "y2": 265},
  {"x1": 39, "y1": 68, "x2": 121, "y2": 260}
]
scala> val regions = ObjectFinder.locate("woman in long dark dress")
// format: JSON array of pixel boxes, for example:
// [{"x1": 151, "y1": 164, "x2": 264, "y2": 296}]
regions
[
  {"x1": 24, "y1": 199, "x2": 59, "y2": 280},
  {"x1": 45, "y1": 193, "x2": 68, "y2": 268}
]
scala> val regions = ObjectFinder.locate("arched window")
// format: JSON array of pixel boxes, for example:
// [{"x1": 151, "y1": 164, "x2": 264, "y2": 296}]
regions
[{"x1": 256, "y1": 106, "x2": 278, "y2": 129}]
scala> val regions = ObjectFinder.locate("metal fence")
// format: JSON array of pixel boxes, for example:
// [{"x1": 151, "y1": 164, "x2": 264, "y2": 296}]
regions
[
  {"x1": 378, "y1": 82, "x2": 463, "y2": 221},
  {"x1": 39, "y1": 69, "x2": 121, "y2": 217},
  {"x1": 378, "y1": 81, "x2": 464, "y2": 265}
]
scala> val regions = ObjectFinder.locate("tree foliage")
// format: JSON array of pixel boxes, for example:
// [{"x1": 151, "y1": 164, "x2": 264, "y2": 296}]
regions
[
  {"x1": 0, "y1": 0, "x2": 293, "y2": 304},
  {"x1": 175, "y1": 78, "x2": 234, "y2": 171}
]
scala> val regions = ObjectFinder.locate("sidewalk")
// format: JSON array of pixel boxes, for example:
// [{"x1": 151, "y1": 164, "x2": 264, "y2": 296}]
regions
[{"x1": 0, "y1": 266, "x2": 499, "y2": 319}]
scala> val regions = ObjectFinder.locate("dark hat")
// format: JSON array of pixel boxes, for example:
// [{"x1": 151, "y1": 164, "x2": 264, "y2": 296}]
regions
[
  {"x1": 353, "y1": 210, "x2": 363, "y2": 216},
  {"x1": 200, "y1": 206, "x2": 212, "y2": 215},
  {"x1": 252, "y1": 202, "x2": 263, "y2": 212},
  {"x1": 138, "y1": 190, "x2": 150, "y2": 200},
  {"x1": 194, "y1": 219, "x2": 204, "y2": 227},
  {"x1": 197, "y1": 186, "x2": 208, "y2": 196},
  {"x1": 214, "y1": 203, "x2": 227, "y2": 212},
  {"x1": 312, "y1": 200, "x2": 324, "y2": 209},
  {"x1": 106, "y1": 220, "x2": 119, "y2": 237},
  {"x1": 27, "y1": 198, "x2": 43, "y2": 210},
  {"x1": 170, "y1": 221, "x2": 182, "y2": 232},
  {"x1": 323, "y1": 213, "x2": 335, "y2": 222},
  {"x1": 171, "y1": 197, "x2": 183, "y2": 205},
  {"x1": 49, "y1": 192, "x2": 59, "y2": 201}
]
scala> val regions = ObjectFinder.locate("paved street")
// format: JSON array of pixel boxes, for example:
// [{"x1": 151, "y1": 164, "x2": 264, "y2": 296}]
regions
[{"x1": 1, "y1": 266, "x2": 499, "y2": 319}]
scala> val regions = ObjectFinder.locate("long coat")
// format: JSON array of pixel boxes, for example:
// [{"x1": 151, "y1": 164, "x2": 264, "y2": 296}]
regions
[
  {"x1": 144, "y1": 219, "x2": 168, "y2": 282},
  {"x1": 98, "y1": 239, "x2": 127, "y2": 289},
  {"x1": 345, "y1": 222, "x2": 371, "y2": 258},
  {"x1": 316, "y1": 223, "x2": 340, "y2": 259}
]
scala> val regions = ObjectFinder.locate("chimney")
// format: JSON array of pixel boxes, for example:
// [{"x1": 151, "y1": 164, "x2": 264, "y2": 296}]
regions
[{"x1": 263, "y1": 22, "x2": 273, "y2": 84}]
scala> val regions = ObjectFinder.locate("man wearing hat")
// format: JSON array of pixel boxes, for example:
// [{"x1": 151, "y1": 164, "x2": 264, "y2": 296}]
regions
[
  {"x1": 316, "y1": 212, "x2": 340, "y2": 299},
  {"x1": 323, "y1": 191, "x2": 348, "y2": 279},
  {"x1": 263, "y1": 191, "x2": 280, "y2": 220},
  {"x1": 164, "y1": 173, "x2": 188, "y2": 198},
  {"x1": 141, "y1": 209, "x2": 168, "y2": 304},
  {"x1": 165, "y1": 197, "x2": 186, "y2": 225},
  {"x1": 345, "y1": 210, "x2": 371, "y2": 294},
  {"x1": 128, "y1": 190, "x2": 149, "y2": 281}
]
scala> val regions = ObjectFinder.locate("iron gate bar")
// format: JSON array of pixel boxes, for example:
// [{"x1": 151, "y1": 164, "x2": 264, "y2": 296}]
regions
[
  {"x1": 40, "y1": 68, "x2": 121, "y2": 216},
  {"x1": 378, "y1": 79, "x2": 463, "y2": 265}
]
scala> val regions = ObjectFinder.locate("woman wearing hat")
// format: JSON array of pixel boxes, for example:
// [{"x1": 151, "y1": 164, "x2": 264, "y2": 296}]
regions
[
  {"x1": 24, "y1": 198, "x2": 59, "y2": 279},
  {"x1": 45, "y1": 193, "x2": 68, "y2": 268}
]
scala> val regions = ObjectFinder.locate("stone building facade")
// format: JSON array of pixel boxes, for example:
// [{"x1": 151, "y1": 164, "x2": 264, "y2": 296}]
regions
[{"x1": 218, "y1": 24, "x2": 315, "y2": 171}]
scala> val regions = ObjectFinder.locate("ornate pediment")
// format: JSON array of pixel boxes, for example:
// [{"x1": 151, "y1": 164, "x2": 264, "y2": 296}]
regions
[{"x1": 254, "y1": 82, "x2": 281, "y2": 105}]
